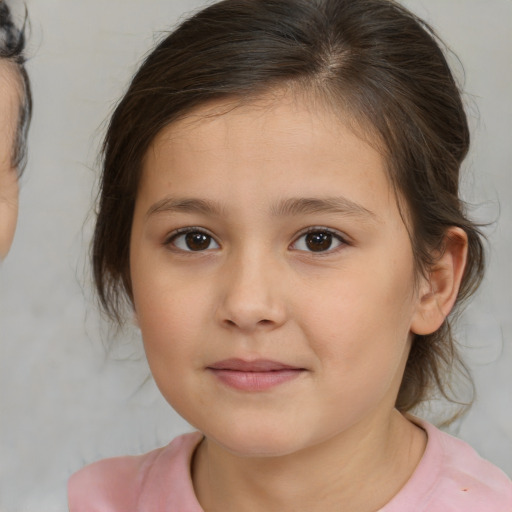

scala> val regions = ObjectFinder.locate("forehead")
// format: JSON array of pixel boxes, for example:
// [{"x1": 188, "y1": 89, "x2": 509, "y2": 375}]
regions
[
  {"x1": 144, "y1": 91, "x2": 386, "y2": 177},
  {"x1": 138, "y1": 93, "x2": 401, "y2": 225}
]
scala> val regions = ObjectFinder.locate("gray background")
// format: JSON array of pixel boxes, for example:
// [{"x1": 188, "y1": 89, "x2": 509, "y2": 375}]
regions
[{"x1": 0, "y1": 1, "x2": 510, "y2": 510}]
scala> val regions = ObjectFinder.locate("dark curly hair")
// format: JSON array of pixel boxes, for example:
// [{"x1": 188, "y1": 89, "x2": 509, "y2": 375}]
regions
[{"x1": 92, "y1": 0, "x2": 484, "y2": 414}]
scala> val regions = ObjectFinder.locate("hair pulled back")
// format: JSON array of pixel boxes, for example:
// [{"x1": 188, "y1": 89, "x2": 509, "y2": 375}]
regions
[{"x1": 93, "y1": 0, "x2": 485, "y2": 412}]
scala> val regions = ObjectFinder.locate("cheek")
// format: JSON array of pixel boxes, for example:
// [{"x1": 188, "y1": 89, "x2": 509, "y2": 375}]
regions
[
  {"x1": 0, "y1": 171, "x2": 19, "y2": 259},
  {"x1": 137, "y1": 298, "x2": 197, "y2": 410},
  {"x1": 299, "y1": 262, "x2": 416, "y2": 384},
  {"x1": 136, "y1": 284, "x2": 200, "y2": 358},
  {"x1": 133, "y1": 272, "x2": 212, "y2": 387}
]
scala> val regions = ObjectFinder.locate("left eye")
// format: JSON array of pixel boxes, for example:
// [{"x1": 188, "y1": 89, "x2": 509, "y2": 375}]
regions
[
  {"x1": 291, "y1": 229, "x2": 344, "y2": 253},
  {"x1": 168, "y1": 230, "x2": 220, "y2": 252}
]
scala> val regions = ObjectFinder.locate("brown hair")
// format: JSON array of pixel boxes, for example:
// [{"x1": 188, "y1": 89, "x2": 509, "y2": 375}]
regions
[{"x1": 93, "y1": 0, "x2": 484, "y2": 412}]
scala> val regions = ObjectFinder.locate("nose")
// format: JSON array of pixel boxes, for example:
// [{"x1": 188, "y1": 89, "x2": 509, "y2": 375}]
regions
[{"x1": 215, "y1": 251, "x2": 288, "y2": 332}]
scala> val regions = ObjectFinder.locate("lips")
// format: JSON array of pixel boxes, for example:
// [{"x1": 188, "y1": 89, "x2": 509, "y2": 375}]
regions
[{"x1": 207, "y1": 358, "x2": 306, "y2": 391}]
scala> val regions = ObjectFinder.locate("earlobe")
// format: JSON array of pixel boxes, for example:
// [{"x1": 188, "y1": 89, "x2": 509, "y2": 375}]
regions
[{"x1": 411, "y1": 227, "x2": 468, "y2": 336}]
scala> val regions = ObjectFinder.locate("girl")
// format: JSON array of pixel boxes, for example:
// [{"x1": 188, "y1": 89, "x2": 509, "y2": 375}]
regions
[{"x1": 69, "y1": 0, "x2": 512, "y2": 510}]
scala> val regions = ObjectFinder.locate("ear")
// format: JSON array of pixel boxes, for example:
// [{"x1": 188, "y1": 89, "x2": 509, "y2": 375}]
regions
[{"x1": 411, "y1": 227, "x2": 468, "y2": 336}]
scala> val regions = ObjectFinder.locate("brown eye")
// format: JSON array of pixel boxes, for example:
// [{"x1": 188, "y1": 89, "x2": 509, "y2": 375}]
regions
[
  {"x1": 185, "y1": 232, "x2": 211, "y2": 251},
  {"x1": 170, "y1": 230, "x2": 219, "y2": 252},
  {"x1": 305, "y1": 232, "x2": 333, "y2": 252},
  {"x1": 292, "y1": 229, "x2": 344, "y2": 253}
]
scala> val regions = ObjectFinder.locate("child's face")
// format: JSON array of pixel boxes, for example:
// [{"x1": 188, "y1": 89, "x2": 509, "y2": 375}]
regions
[
  {"x1": 130, "y1": 93, "x2": 428, "y2": 456},
  {"x1": 0, "y1": 62, "x2": 20, "y2": 260}
]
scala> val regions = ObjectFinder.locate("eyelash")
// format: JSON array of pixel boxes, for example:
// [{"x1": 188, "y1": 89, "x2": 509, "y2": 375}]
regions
[
  {"x1": 290, "y1": 227, "x2": 349, "y2": 255},
  {"x1": 164, "y1": 227, "x2": 220, "y2": 253},
  {"x1": 163, "y1": 226, "x2": 349, "y2": 254}
]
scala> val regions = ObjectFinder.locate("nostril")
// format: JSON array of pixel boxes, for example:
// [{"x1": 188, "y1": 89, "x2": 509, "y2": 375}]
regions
[{"x1": 222, "y1": 318, "x2": 274, "y2": 329}]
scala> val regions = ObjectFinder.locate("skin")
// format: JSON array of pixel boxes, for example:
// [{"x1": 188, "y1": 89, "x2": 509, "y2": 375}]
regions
[
  {"x1": 0, "y1": 60, "x2": 21, "y2": 260},
  {"x1": 130, "y1": 92, "x2": 467, "y2": 512}
]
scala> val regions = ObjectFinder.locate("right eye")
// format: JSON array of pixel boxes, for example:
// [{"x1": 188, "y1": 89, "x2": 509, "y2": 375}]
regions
[{"x1": 166, "y1": 229, "x2": 220, "y2": 252}]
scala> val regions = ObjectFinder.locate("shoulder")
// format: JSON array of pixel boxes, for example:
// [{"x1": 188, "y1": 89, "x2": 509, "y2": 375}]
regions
[
  {"x1": 68, "y1": 432, "x2": 203, "y2": 512},
  {"x1": 417, "y1": 419, "x2": 512, "y2": 511},
  {"x1": 68, "y1": 451, "x2": 155, "y2": 512}
]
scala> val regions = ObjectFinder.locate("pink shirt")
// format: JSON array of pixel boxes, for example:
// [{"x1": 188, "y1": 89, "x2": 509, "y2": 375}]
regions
[{"x1": 68, "y1": 420, "x2": 512, "y2": 511}]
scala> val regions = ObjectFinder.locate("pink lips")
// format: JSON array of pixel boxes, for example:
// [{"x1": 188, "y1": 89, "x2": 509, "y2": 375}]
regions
[{"x1": 207, "y1": 358, "x2": 305, "y2": 391}]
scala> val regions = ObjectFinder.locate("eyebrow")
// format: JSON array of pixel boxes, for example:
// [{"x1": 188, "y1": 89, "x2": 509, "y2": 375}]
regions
[
  {"x1": 270, "y1": 197, "x2": 377, "y2": 220},
  {"x1": 146, "y1": 196, "x2": 377, "y2": 221},
  {"x1": 146, "y1": 197, "x2": 223, "y2": 218}
]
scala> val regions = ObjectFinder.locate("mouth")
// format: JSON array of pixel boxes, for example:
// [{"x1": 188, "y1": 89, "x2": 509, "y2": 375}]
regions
[{"x1": 206, "y1": 358, "x2": 306, "y2": 392}]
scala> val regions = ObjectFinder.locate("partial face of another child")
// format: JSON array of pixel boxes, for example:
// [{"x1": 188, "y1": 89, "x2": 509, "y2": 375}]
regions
[
  {"x1": 130, "y1": 91, "x2": 431, "y2": 457},
  {"x1": 0, "y1": 61, "x2": 21, "y2": 260}
]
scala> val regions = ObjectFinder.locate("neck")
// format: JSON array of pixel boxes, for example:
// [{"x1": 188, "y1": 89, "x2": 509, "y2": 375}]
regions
[{"x1": 192, "y1": 410, "x2": 426, "y2": 512}]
